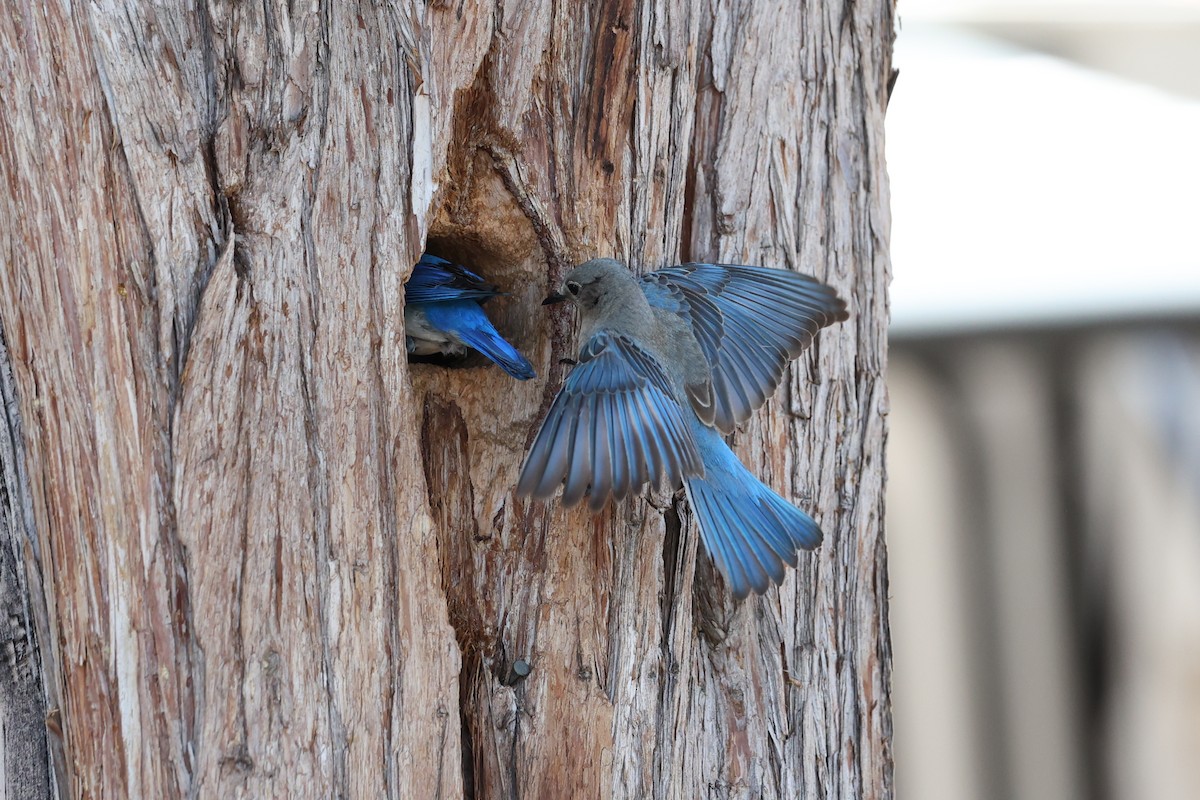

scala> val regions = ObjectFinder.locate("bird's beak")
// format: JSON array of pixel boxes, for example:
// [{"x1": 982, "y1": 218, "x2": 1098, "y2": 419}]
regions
[{"x1": 542, "y1": 292, "x2": 568, "y2": 306}]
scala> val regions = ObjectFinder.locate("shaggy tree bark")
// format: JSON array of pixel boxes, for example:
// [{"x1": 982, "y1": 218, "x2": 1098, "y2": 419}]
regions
[{"x1": 0, "y1": 1, "x2": 893, "y2": 798}]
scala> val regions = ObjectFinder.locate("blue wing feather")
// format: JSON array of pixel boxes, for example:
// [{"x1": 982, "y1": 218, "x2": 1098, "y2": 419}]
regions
[
  {"x1": 406, "y1": 254, "x2": 503, "y2": 304},
  {"x1": 517, "y1": 330, "x2": 704, "y2": 508},
  {"x1": 641, "y1": 263, "x2": 848, "y2": 432}
]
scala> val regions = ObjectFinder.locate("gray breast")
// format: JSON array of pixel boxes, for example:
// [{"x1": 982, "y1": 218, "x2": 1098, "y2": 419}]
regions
[{"x1": 404, "y1": 307, "x2": 465, "y2": 356}]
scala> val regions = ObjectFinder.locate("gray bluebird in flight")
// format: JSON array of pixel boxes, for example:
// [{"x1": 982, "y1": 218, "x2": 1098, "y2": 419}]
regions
[{"x1": 517, "y1": 258, "x2": 847, "y2": 598}]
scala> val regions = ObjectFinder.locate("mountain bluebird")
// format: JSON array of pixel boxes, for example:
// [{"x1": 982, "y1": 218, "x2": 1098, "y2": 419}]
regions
[
  {"x1": 404, "y1": 254, "x2": 536, "y2": 380},
  {"x1": 517, "y1": 258, "x2": 847, "y2": 598}
]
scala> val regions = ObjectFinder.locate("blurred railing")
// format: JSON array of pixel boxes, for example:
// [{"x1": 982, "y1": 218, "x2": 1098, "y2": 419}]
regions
[{"x1": 889, "y1": 321, "x2": 1200, "y2": 800}]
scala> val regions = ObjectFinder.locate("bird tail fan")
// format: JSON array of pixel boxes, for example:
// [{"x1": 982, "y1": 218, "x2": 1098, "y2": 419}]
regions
[{"x1": 683, "y1": 461, "x2": 822, "y2": 600}]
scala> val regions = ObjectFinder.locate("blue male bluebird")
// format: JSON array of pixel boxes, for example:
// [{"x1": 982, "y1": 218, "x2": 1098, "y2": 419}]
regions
[
  {"x1": 517, "y1": 258, "x2": 847, "y2": 598},
  {"x1": 404, "y1": 254, "x2": 536, "y2": 380}
]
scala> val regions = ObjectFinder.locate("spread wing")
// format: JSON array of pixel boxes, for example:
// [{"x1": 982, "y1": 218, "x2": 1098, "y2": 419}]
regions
[
  {"x1": 405, "y1": 254, "x2": 502, "y2": 304},
  {"x1": 517, "y1": 330, "x2": 703, "y2": 511},
  {"x1": 641, "y1": 263, "x2": 848, "y2": 433}
]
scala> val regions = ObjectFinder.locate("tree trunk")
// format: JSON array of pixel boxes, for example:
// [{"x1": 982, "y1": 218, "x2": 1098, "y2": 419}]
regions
[
  {"x1": 0, "y1": 329, "x2": 59, "y2": 799},
  {"x1": 0, "y1": 1, "x2": 893, "y2": 798}
]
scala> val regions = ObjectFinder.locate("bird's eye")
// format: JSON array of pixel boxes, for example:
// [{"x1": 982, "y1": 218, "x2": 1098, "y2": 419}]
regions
[{"x1": 566, "y1": 281, "x2": 581, "y2": 296}]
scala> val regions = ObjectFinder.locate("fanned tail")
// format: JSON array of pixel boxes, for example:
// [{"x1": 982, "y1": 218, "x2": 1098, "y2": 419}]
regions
[{"x1": 684, "y1": 422, "x2": 822, "y2": 599}]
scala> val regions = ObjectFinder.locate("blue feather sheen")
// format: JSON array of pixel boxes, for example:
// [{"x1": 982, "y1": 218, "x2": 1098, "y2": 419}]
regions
[
  {"x1": 520, "y1": 261, "x2": 842, "y2": 597},
  {"x1": 562, "y1": 398, "x2": 592, "y2": 507},
  {"x1": 639, "y1": 263, "x2": 847, "y2": 432},
  {"x1": 683, "y1": 418, "x2": 823, "y2": 599},
  {"x1": 421, "y1": 303, "x2": 535, "y2": 380},
  {"x1": 515, "y1": 330, "x2": 703, "y2": 508},
  {"x1": 685, "y1": 482, "x2": 749, "y2": 598},
  {"x1": 609, "y1": 393, "x2": 632, "y2": 499},
  {"x1": 589, "y1": 396, "x2": 613, "y2": 510}
]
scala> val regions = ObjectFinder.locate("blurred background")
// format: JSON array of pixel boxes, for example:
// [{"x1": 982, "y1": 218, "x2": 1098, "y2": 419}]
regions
[{"x1": 885, "y1": 1, "x2": 1200, "y2": 798}]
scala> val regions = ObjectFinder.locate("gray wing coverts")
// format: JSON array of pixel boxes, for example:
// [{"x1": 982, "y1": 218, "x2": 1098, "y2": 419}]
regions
[
  {"x1": 642, "y1": 263, "x2": 849, "y2": 433},
  {"x1": 517, "y1": 331, "x2": 703, "y2": 511}
]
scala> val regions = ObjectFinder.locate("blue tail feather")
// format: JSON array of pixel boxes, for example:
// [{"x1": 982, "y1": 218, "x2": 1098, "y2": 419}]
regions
[
  {"x1": 423, "y1": 301, "x2": 536, "y2": 380},
  {"x1": 684, "y1": 420, "x2": 823, "y2": 599}
]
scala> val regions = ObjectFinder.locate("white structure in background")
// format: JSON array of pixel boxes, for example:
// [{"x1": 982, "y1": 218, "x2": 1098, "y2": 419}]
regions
[
  {"x1": 889, "y1": 4, "x2": 1200, "y2": 335},
  {"x1": 887, "y1": 4, "x2": 1200, "y2": 800}
]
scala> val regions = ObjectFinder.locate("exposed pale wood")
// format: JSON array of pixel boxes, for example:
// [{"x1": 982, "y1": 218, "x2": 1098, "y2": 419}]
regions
[{"x1": 0, "y1": 0, "x2": 893, "y2": 797}]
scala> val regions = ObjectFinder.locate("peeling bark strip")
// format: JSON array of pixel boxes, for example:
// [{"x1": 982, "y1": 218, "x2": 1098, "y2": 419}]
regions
[{"x1": 0, "y1": 1, "x2": 892, "y2": 798}]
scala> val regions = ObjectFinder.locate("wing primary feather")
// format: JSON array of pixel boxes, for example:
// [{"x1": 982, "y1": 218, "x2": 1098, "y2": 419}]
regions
[
  {"x1": 604, "y1": 389, "x2": 626, "y2": 499},
  {"x1": 648, "y1": 387, "x2": 686, "y2": 483},
  {"x1": 588, "y1": 394, "x2": 612, "y2": 511},
  {"x1": 650, "y1": 388, "x2": 687, "y2": 482},
  {"x1": 519, "y1": 404, "x2": 567, "y2": 498},
  {"x1": 520, "y1": 329, "x2": 707, "y2": 506},
  {"x1": 562, "y1": 398, "x2": 592, "y2": 507},
  {"x1": 636, "y1": 394, "x2": 667, "y2": 490},
  {"x1": 534, "y1": 407, "x2": 574, "y2": 499},
  {"x1": 621, "y1": 387, "x2": 646, "y2": 499},
  {"x1": 608, "y1": 394, "x2": 630, "y2": 500},
  {"x1": 626, "y1": 391, "x2": 653, "y2": 490},
  {"x1": 642, "y1": 265, "x2": 847, "y2": 431}
]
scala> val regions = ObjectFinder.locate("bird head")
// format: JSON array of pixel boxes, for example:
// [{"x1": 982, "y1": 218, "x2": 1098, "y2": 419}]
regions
[{"x1": 542, "y1": 258, "x2": 637, "y2": 321}]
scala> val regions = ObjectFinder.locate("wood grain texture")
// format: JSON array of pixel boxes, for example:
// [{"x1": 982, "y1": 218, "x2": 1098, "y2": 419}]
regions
[{"x1": 0, "y1": 0, "x2": 893, "y2": 797}]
